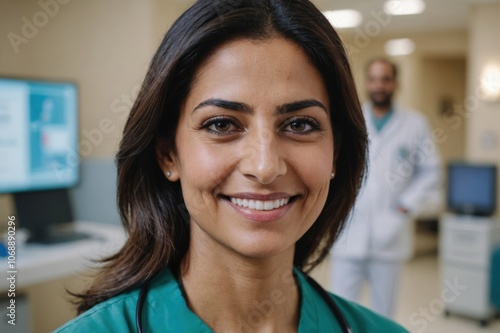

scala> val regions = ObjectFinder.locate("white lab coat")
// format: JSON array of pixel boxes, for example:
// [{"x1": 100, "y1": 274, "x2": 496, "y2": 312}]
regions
[{"x1": 333, "y1": 104, "x2": 442, "y2": 261}]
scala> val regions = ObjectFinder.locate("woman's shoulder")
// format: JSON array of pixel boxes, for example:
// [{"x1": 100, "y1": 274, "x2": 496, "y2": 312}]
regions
[
  {"x1": 329, "y1": 292, "x2": 409, "y2": 332},
  {"x1": 54, "y1": 289, "x2": 139, "y2": 332},
  {"x1": 54, "y1": 268, "x2": 177, "y2": 333}
]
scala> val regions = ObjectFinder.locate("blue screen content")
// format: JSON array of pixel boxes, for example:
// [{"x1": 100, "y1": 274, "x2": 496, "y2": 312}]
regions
[
  {"x1": 448, "y1": 165, "x2": 495, "y2": 212},
  {"x1": 0, "y1": 78, "x2": 78, "y2": 193}
]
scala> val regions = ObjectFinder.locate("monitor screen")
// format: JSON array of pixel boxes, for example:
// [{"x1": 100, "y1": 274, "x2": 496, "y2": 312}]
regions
[
  {"x1": 0, "y1": 77, "x2": 78, "y2": 193},
  {"x1": 447, "y1": 163, "x2": 497, "y2": 216}
]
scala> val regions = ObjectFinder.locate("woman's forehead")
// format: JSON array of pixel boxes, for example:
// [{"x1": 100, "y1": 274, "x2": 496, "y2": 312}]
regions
[
  {"x1": 197, "y1": 38, "x2": 315, "y2": 76},
  {"x1": 185, "y1": 38, "x2": 329, "y2": 111}
]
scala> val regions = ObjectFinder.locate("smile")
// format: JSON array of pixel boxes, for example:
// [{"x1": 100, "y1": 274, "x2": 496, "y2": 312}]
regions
[{"x1": 230, "y1": 197, "x2": 290, "y2": 211}]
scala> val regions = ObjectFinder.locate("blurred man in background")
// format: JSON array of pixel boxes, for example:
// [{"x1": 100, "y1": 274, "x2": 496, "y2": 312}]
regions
[{"x1": 330, "y1": 58, "x2": 442, "y2": 318}]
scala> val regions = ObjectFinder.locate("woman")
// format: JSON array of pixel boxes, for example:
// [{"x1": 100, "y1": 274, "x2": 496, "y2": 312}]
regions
[{"x1": 57, "y1": 0, "x2": 407, "y2": 332}]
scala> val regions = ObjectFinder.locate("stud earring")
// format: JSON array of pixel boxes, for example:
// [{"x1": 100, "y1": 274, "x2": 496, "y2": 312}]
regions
[
  {"x1": 331, "y1": 172, "x2": 335, "y2": 179},
  {"x1": 166, "y1": 171, "x2": 172, "y2": 177}
]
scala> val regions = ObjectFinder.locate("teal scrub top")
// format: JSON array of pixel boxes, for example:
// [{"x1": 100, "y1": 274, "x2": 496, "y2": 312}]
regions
[
  {"x1": 371, "y1": 107, "x2": 394, "y2": 132},
  {"x1": 55, "y1": 268, "x2": 408, "y2": 332}
]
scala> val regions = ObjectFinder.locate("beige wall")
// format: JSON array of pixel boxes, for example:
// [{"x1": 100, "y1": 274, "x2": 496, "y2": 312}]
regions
[
  {"x1": 420, "y1": 57, "x2": 467, "y2": 165},
  {"x1": 467, "y1": 3, "x2": 500, "y2": 218},
  {"x1": 151, "y1": 0, "x2": 193, "y2": 47}
]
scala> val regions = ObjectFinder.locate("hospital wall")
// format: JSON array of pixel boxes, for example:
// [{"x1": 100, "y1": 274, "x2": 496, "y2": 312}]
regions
[{"x1": 467, "y1": 3, "x2": 500, "y2": 218}]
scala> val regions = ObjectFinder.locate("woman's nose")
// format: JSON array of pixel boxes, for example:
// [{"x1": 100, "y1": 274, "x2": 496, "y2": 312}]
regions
[{"x1": 239, "y1": 127, "x2": 287, "y2": 185}]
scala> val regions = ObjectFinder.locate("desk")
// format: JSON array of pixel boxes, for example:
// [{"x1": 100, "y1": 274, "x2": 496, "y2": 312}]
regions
[{"x1": 1, "y1": 221, "x2": 126, "y2": 291}]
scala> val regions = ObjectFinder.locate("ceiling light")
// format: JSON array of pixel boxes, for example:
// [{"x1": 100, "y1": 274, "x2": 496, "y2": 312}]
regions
[
  {"x1": 385, "y1": 38, "x2": 416, "y2": 56},
  {"x1": 384, "y1": 0, "x2": 426, "y2": 16},
  {"x1": 323, "y1": 10, "x2": 363, "y2": 29}
]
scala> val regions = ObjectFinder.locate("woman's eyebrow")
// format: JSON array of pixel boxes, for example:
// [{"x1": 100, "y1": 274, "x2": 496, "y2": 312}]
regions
[
  {"x1": 192, "y1": 98, "x2": 327, "y2": 114},
  {"x1": 276, "y1": 100, "x2": 327, "y2": 115},
  {"x1": 193, "y1": 99, "x2": 252, "y2": 114}
]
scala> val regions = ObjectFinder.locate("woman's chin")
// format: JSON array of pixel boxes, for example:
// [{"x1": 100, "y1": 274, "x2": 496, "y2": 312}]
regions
[{"x1": 227, "y1": 238, "x2": 294, "y2": 261}]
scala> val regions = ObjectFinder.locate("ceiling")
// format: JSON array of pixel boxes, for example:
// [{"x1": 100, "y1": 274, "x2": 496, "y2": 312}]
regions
[
  {"x1": 173, "y1": 0, "x2": 500, "y2": 35},
  {"x1": 313, "y1": 0, "x2": 500, "y2": 35}
]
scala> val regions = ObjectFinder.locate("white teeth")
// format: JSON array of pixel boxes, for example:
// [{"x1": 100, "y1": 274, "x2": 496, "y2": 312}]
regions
[
  {"x1": 255, "y1": 201, "x2": 264, "y2": 210},
  {"x1": 230, "y1": 197, "x2": 291, "y2": 211}
]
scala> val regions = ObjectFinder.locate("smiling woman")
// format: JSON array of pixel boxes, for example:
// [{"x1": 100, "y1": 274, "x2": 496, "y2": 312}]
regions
[{"x1": 56, "y1": 1, "x2": 408, "y2": 332}]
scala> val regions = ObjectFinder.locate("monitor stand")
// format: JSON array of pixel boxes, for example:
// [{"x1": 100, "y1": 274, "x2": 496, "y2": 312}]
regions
[{"x1": 14, "y1": 188, "x2": 91, "y2": 244}]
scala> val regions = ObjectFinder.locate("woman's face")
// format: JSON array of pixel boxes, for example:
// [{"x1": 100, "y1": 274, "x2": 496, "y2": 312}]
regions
[{"x1": 158, "y1": 38, "x2": 334, "y2": 260}]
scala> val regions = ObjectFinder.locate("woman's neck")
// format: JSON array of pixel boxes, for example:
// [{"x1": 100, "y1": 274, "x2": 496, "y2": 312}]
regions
[{"x1": 179, "y1": 237, "x2": 300, "y2": 333}]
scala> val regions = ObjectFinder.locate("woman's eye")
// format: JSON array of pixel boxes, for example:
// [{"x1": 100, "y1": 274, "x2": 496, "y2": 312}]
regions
[
  {"x1": 210, "y1": 120, "x2": 231, "y2": 132},
  {"x1": 288, "y1": 121, "x2": 308, "y2": 132},
  {"x1": 283, "y1": 118, "x2": 320, "y2": 134},
  {"x1": 202, "y1": 118, "x2": 239, "y2": 136}
]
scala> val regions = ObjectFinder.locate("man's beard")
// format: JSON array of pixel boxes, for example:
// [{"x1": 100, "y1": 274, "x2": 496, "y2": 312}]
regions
[{"x1": 370, "y1": 92, "x2": 392, "y2": 108}]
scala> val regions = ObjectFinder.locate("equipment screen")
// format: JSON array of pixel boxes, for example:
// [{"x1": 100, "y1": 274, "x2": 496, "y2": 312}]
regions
[
  {"x1": 0, "y1": 78, "x2": 78, "y2": 193},
  {"x1": 447, "y1": 163, "x2": 496, "y2": 215}
]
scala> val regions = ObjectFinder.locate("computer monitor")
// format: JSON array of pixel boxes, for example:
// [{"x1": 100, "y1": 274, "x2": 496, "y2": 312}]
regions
[
  {"x1": 0, "y1": 77, "x2": 85, "y2": 242},
  {"x1": 447, "y1": 162, "x2": 497, "y2": 216}
]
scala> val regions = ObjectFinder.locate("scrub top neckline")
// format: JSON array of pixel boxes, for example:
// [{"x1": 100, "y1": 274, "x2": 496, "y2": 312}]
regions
[
  {"x1": 161, "y1": 266, "x2": 324, "y2": 333},
  {"x1": 370, "y1": 105, "x2": 394, "y2": 132}
]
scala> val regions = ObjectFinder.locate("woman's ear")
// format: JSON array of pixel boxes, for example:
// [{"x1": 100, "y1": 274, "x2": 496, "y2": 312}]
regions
[{"x1": 156, "y1": 139, "x2": 180, "y2": 181}]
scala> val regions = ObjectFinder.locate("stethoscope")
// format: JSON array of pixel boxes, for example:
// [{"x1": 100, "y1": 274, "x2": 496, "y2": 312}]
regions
[{"x1": 135, "y1": 271, "x2": 353, "y2": 333}]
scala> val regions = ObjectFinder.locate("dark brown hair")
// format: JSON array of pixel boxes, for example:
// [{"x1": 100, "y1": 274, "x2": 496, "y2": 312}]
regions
[{"x1": 73, "y1": 0, "x2": 367, "y2": 313}]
